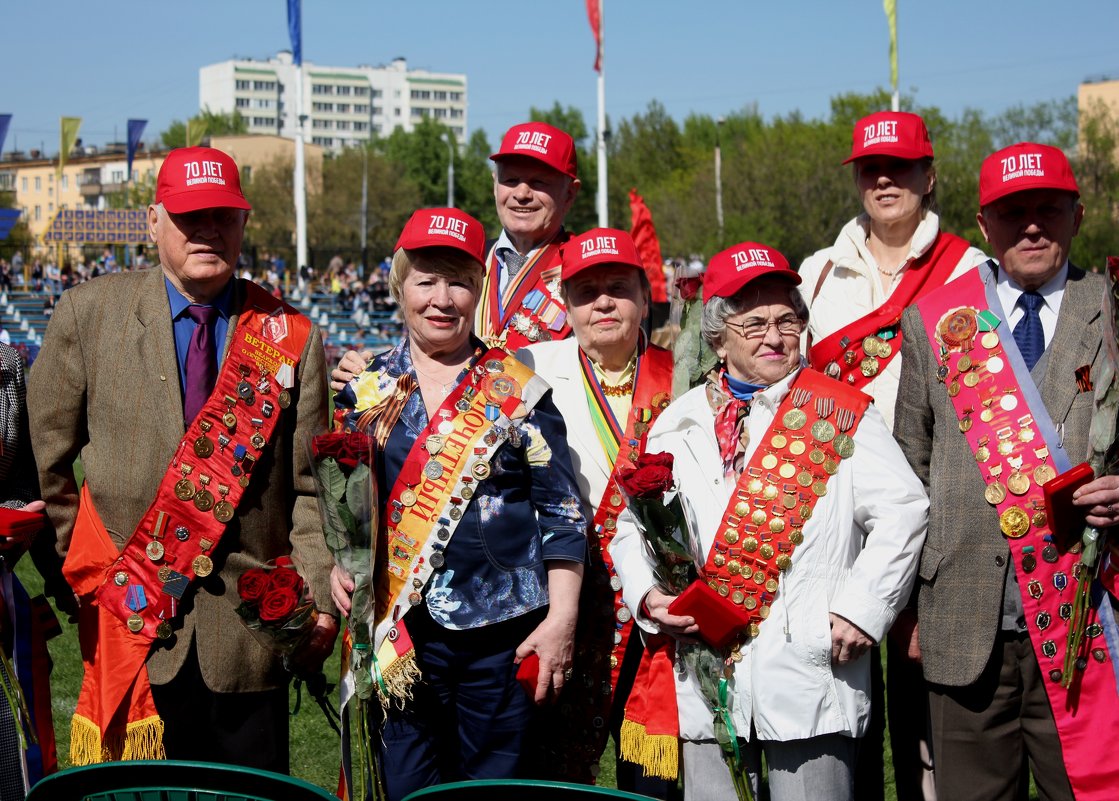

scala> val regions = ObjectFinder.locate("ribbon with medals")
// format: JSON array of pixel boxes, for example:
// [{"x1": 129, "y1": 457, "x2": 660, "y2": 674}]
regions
[
  {"x1": 65, "y1": 282, "x2": 312, "y2": 763},
  {"x1": 371, "y1": 349, "x2": 550, "y2": 701},
  {"x1": 705, "y1": 369, "x2": 870, "y2": 643},
  {"x1": 917, "y1": 266, "x2": 1119, "y2": 800},
  {"x1": 477, "y1": 238, "x2": 571, "y2": 350},
  {"x1": 809, "y1": 232, "x2": 970, "y2": 388}
]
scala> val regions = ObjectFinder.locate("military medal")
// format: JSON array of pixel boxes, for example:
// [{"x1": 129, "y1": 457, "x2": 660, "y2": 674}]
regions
[
  {"x1": 213, "y1": 484, "x2": 235, "y2": 523},
  {"x1": 175, "y1": 464, "x2": 197, "y2": 501},
  {"x1": 222, "y1": 395, "x2": 239, "y2": 431},
  {"x1": 250, "y1": 418, "x2": 266, "y2": 450},
  {"x1": 999, "y1": 506, "x2": 1030, "y2": 538},
  {"x1": 194, "y1": 474, "x2": 215, "y2": 512},
  {"x1": 277, "y1": 389, "x2": 292, "y2": 409},
  {"x1": 192, "y1": 555, "x2": 213, "y2": 577},
  {"x1": 194, "y1": 420, "x2": 215, "y2": 458}
]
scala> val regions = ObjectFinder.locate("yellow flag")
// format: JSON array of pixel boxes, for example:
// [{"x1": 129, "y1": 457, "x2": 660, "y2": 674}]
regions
[
  {"x1": 59, "y1": 116, "x2": 82, "y2": 181},
  {"x1": 186, "y1": 118, "x2": 208, "y2": 148},
  {"x1": 883, "y1": 0, "x2": 898, "y2": 92}
]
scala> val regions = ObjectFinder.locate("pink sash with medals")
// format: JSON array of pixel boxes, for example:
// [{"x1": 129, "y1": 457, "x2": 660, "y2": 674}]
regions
[
  {"x1": 917, "y1": 267, "x2": 1119, "y2": 799},
  {"x1": 371, "y1": 349, "x2": 551, "y2": 701}
]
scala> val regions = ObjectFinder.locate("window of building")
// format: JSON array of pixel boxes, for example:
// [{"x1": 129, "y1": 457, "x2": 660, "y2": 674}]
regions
[
  {"x1": 34, "y1": 177, "x2": 41, "y2": 191},
  {"x1": 48, "y1": 203, "x2": 53, "y2": 213},
  {"x1": 20, "y1": 177, "x2": 27, "y2": 192},
  {"x1": 353, "y1": 104, "x2": 369, "y2": 114},
  {"x1": 450, "y1": 92, "x2": 463, "y2": 102},
  {"x1": 372, "y1": 106, "x2": 383, "y2": 117},
  {"x1": 312, "y1": 84, "x2": 333, "y2": 95},
  {"x1": 372, "y1": 89, "x2": 383, "y2": 99},
  {"x1": 410, "y1": 89, "x2": 431, "y2": 100},
  {"x1": 61, "y1": 175, "x2": 68, "y2": 190},
  {"x1": 312, "y1": 136, "x2": 333, "y2": 147},
  {"x1": 111, "y1": 170, "x2": 124, "y2": 183},
  {"x1": 411, "y1": 107, "x2": 430, "y2": 119},
  {"x1": 337, "y1": 120, "x2": 351, "y2": 131},
  {"x1": 312, "y1": 102, "x2": 334, "y2": 112},
  {"x1": 354, "y1": 86, "x2": 369, "y2": 97},
  {"x1": 34, "y1": 206, "x2": 40, "y2": 221},
  {"x1": 312, "y1": 119, "x2": 334, "y2": 130},
  {"x1": 236, "y1": 97, "x2": 250, "y2": 108},
  {"x1": 337, "y1": 85, "x2": 352, "y2": 96},
  {"x1": 354, "y1": 121, "x2": 368, "y2": 132},
  {"x1": 452, "y1": 126, "x2": 464, "y2": 137},
  {"x1": 394, "y1": 108, "x2": 401, "y2": 117},
  {"x1": 253, "y1": 98, "x2": 273, "y2": 109},
  {"x1": 450, "y1": 108, "x2": 464, "y2": 119},
  {"x1": 253, "y1": 80, "x2": 276, "y2": 91},
  {"x1": 253, "y1": 117, "x2": 276, "y2": 127},
  {"x1": 236, "y1": 79, "x2": 250, "y2": 90},
  {"x1": 434, "y1": 91, "x2": 447, "y2": 101}
]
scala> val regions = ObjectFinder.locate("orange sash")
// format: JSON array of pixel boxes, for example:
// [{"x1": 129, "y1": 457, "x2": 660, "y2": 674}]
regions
[
  {"x1": 65, "y1": 283, "x2": 312, "y2": 764},
  {"x1": 477, "y1": 238, "x2": 571, "y2": 350}
]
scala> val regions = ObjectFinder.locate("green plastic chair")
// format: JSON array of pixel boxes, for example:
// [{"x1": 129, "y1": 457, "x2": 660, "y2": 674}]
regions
[
  {"x1": 403, "y1": 778, "x2": 660, "y2": 800},
  {"x1": 26, "y1": 759, "x2": 338, "y2": 801}
]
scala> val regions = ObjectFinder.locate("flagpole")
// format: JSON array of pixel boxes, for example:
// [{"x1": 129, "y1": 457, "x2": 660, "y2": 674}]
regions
[
  {"x1": 596, "y1": 0, "x2": 608, "y2": 227},
  {"x1": 294, "y1": 60, "x2": 308, "y2": 284}
]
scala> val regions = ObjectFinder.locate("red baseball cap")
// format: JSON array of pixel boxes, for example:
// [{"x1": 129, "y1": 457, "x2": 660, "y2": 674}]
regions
[
  {"x1": 844, "y1": 111, "x2": 934, "y2": 164},
  {"x1": 978, "y1": 142, "x2": 1080, "y2": 206},
  {"x1": 395, "y1": 207, "x2": 486, "y2": 266},
  {"x1": 491, "y1": 122, "x2": 578, "y2": 179},
  {"x1": 155, "y1": 146, "x2": 251, "y2": 213},
  {"x1": 562, "y1": 228, "x2": 643, "y2": 280},
  {"x1": 703, "y1": 242, "x2": 800, "y2": 302}
]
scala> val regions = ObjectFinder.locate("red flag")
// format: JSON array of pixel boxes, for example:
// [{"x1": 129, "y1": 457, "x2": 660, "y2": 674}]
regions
[
  {"x1": 629, "y1": 189, "x2": 668, "y2": 303},
  {"x1": 586, "y1": 0, "x2": 602, "y2": 73}
]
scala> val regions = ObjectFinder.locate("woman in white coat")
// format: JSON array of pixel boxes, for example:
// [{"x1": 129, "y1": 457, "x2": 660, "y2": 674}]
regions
[{"x1": 609, "y1": 242, "x2": 928, "y2": 801}]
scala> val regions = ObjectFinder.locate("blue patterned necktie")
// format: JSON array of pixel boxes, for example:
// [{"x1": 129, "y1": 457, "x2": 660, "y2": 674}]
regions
[{"x1": 1013, "y1": 290, "x2": 1045, "y2": 371}]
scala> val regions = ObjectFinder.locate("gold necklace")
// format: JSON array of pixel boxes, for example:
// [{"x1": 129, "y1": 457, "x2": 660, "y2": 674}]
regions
[{"x1": 600, "y1": 378, "x2": 635, "y2": 397}]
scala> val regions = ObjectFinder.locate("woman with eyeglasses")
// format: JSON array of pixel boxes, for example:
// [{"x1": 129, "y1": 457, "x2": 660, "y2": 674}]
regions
[{"x1": 609, "y1": 242, "x2": 927, "y2": 801}]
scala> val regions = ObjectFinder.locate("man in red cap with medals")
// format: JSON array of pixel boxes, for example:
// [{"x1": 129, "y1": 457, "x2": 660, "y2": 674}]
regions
[
  {"x1": 479, "y1": 121, "x2": 581, "y2": 350},
  {"x1": 895, "y1": 143, "x2": 1119, "y2": 801},
  {"x1": 30, "y1": 146, "x2": 338, "y2": 771}
]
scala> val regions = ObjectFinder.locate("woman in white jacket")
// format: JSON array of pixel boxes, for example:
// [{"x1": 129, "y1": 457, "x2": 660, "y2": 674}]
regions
[{"x1": 610, "y1": 242, "x2": 928, "y2": 801}]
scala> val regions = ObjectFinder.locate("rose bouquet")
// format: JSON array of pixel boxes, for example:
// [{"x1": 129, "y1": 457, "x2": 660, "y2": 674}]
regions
[
  {"x1": 307, "y1": 429, "x2": 384, "y2": 800},
  {"x1": 234, "y1": 557, "x2": 318, "y2": 657},
  {"x1": 617, "y1": 451, "x2": 753, "y2": 801}
]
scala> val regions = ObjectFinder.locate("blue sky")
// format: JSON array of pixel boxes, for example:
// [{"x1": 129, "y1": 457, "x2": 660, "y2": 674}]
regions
[{"x1": 4, "y1": 0, "x2": 1117, "y2": 153}]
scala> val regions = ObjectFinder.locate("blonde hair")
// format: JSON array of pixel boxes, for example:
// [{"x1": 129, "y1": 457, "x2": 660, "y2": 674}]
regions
[{"x1": 387, "y1": 248, "x2": 484, "y2": 306}]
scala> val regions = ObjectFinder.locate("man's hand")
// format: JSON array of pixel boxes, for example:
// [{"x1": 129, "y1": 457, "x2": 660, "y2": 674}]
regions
[
  {"x1": 642, "y1": 587, "x2": 700, "y2": 640},
  {"x1": 1073, "y1": 475, "x2": 1119, "y2": 529},
  {"x1": 830, "y1": 613, "x2": 874, "y2": 665},
  {"x1": 289, "y1": 613, "x2": 339, "y2": 676},
  {"x1": 330, "y1": 349, "x2": 374, "y2": 392},
  {"x1": 887, "y1": 607, "x2": 921, "y2": 663},
  {"x1": 515, "y1": 613, "x2": 576, "y2": 705}
]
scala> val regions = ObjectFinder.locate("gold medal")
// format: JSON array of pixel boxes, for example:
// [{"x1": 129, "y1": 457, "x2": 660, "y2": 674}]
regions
[
  {"x1": 823, "y1": 459, "x2": 839, "y2": 476},
  {"x1": 175, "y1": 479, "x2": 196, "y2": 501},
  {"x1": 724, "y1": 529, "x2": 740, "y2": 545},
  {"x1": 975, "y1": 446, "x2": 991, "y2": 463},
  {"x1": 127, "y1": 614, "x2": 144, "y2": 633},
  {"x1": 833, "y1": 433, "x2": 855, "y2": 459},
  {"x1": 782, "y1": 409, "x2": 808, "y2": 430},
  {"x1": 732, "y1": 590, "x2": 745, "y2": 605},
  {"x1": 250, "y1": 432, "x2": 266, "y2": 450},
  {"x1": 734, "y1": 500, "x2": 749, "y2": 517},
  {"x1": 743, "y1": 536, "x2": 759, "y2": 553},
  {"x1": 862, "y1": 336, "x2": 880, "y2": 356},
  {"x1": 717, "y1": 583, "x2": 729, "y2": 597},
  {"x1": 759, "y1": 544, "x2": 774, "y2": 559},
  {"x1": 278, "y1": 390, "x2": 292, "y2": 409},
  {"x1": 158, "y1": 566, "x2": 173, "y2": 582},
  {"x1": 789, "y1": 529, "x2": 804, "y2": 545},
  {"x1": 714, "y1": 553, "x2": 726, "y2": 568},
  {"x1": 194, "y1": 489, "x2": 215, "y2": 512},
  {"x1": 763, "y1": 483, "x2": 779, "y2": 500},
  {"x1": 980, "y1": 408, "x2": 995, "y2": 423},
  {"x1": 194, "y1": 436, "x2": 214, "y2": 458},
  {"x1": 809, "y1": 448, "x2": 826, "y2": 465},
  {"x1": 947, "y1": 381, "x2": 960, "y2": 397},
  {"x1": 981, "y1": 331, "x2": 1000, "y2": 350},
  {"x1": 860, "y1": 357, "x2": 880, "y2": 378},
  {"x1": 471, "y1": 462, "x2": 491, "y2": 480},
  {"x1": 877, "y1": 340, "x2": 892, "y2": 359},
  {"x1": 963, "y1": 372, "x2": 981, "y2": 388},
  {"x1": 192, "y1": 555, "x2": 214, "y2": 577},
  {"x1": 743, "y1": 595, "x2": 758, "y2": 610},
  {"x1": 401, "y1": 489, "x2": 418, "y2": 507},
  {"x1": 761, "y1": 454, "x2": 778, "y2": 470},
  {"x1": 726, "y1": 559, "x2": 742, "y2": 576},
  {"x1": 959, "y1": 417, "x2": 973, "y2": 433},
  {"x1": 751, "y1": 509, "x2": 767, "y2": 526},
  {"x1": 759, "y1": 605, "x2": 771, "y2": 619},
  {"x1": 771, "y1": 434, "x2": 788, "y2": 449},
  {"x1": 222, "y1": 411, "x2": 237, "y2": 429},
  {"x1": 778, "y1": 463, "x2": 796, "y2": 479},
  {"x1": 958, "y1": 354, "x2": 973, "y2": 372},
  {"x1": 811, "y1": 420, "x2": 836, "y2": 443},
  {"x1": 155, "y1": 621, "x2": 172, "y2": 640},
  {"x1": 984, "y1": 482, "x2": 1007, "y2": 505},
  {"x1": 776, "y1": 555, "x2": 792, "y2": 571},
  {"x1": 789, "y1": 440, "x2": 806, "y2": 456},
  {"x1": 146, "y1": 540, "x2": 165, "y2": 561},
  {"x1": 782, "y1": 493, "x2": 797, "y2": 510},
  {"x1": 1006, "y1": 471, "x2": 1031, "y2": 496},
  {"x1": 1032, "y1": 510, "x2": 1048, "y2": 528},
  {"x1": 213, "y1": 500, "x2": 235, "y2": 523},
  {"x1": 999, "y1": 506, "x2": 1030, "y2": 538},
  {"x1": 1034, "y1": 464, "x2": 1056, "y2": 485},
  {"x1": 812, "y1": 480, "x2": 828, "y2": 497},
  {"x1": 752, "y1": 570, "x2": 766, "y2": 585},
  {"x1": 747, "y1": 478, "x2": 764, "y2": 494},
  {"x1": 797, "y1": 470, "x2": 813, "y2": 487}
]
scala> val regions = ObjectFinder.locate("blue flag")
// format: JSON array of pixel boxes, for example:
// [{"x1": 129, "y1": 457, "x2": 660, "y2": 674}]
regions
[
  {"x1": 0, "y1": 115, "x2": 9, "y2": 157},
  {"x1": 126, "y1": 119, "x2": 147, "y2": 180},
  {"x1": 287, "y1": 0, "x2": 302, "y2": 66}
]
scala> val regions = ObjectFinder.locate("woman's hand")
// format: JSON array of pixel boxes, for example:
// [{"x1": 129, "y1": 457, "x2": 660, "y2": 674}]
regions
[
  {"x1": 330, "y1": 565, "x2": 354, "y2": 617},
  {"x1": 830, "y1": 613, "x2": 874, "y2": 665},
  {"x1": 1073, "y1": 475, "x2": 1119, "y2": 529},
  {"x1": 642, "y1": 587, "x2": 699, "y2": 639},
  {"x1": 515, "y1": 613, "x2": 576, "y2": 705},
  {"x1": 330, "y1": 349, "x2": 374, "y2": 392}
]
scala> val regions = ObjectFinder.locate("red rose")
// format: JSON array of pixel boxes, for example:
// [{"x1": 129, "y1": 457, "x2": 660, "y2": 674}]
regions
[
  {"x1": 237, "y1": 568, "x2": 270, "y2": 604},
  {"x1": 312, "y1": 432, "x2": 373, "y2": 470},
  {"x1": 267, "y1": 566, "x2": 305, "y2": 598},
  {"x1": 617, "y1": 451, "x2": 676, "y2": 499},
  {"x1": 676, "y1": 276, "x2": 702, "y2": 302},
  {"x1": 273, "y1": 555, "x2": 295, "y2": 569},
  {"x1": 259, "y1": 587, "x2": 300, "y2": 623}
]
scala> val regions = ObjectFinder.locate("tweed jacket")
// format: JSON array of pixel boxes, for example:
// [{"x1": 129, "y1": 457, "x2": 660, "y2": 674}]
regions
[
  {"x1": 894, "y1": 261, "x2": 1103, "y2": 687},
  {"x1": 28, "y1": 266, "x2": 335, "y2": 692}
]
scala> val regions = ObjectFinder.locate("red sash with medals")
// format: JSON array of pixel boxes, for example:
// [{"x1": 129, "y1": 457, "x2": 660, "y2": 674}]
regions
[
  {"x1": 477, "y1": 238, "x2": 572, "y2": 350},
  {"x1": 809, "y1": 232, "x2": 970, "y2": 388},
  {"x1": 65, "y1": 282, "x2": 312, "y2": 764},
  {"x1": 702, "y1": 369, "x2": 870, "y2": 643},
  {"x1": 371, "y1": 350, "x2": 550, "y2": 701},
  {"x1": 917, "y1": 268, "x2": 1119, "y2": 800}
]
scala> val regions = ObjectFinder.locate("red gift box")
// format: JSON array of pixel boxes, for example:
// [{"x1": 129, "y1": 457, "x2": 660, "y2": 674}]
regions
[
  {"x1": 0, "y1": 507, "x2": 45, "y2": 543},
  {"x1": 1043, "y1": 462, "x2": 1094, "y2": 553},
  {"x1": 668, "y1": 580, "x2": 750, "y2": 650}
]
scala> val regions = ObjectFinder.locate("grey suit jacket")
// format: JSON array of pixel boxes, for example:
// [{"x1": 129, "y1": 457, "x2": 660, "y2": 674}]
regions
[
  {"x1": 894, "y1": 262, "x2": 1102, "y2": 687},
  {"x1": 28, "y1": 266, "x2": 335, "y2": 691}
]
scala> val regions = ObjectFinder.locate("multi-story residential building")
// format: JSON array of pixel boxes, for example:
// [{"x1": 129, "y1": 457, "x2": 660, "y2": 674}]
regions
[{"x1": 199, "y1": 52, "x2": 467, "y2": 152}]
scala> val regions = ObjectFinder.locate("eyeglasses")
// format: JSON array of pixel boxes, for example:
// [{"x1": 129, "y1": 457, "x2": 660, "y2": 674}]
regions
[{"x1": 725, "y1": 315, "x2": 804, "y2": 340}]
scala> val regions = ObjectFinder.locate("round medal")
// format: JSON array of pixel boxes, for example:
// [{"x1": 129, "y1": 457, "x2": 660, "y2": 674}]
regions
[
  {"x1": 743, "y1": 595, "x2": 758, "y2": 610},
  {"x1": 811, "y1": 420, "x2": 836, "y2": 443},
  {"x1": 976, "y1": 446, "x2": 991, "y2": 463},
  {"x1": 860, "y1": 357, "x2": 880, "y2": 378},
  {"x1": 429, "y1": 551, "x2": 446, "y2": 569},
  {"x1": 981, "y1": 332, "x2": 1000, "y2": 350},
  {"x1": 158, "y1": 566, "x2": 173, "y2": 583},
  {"x1": 947, "y1": 381, "x2": 960, "y2": 397},
  {"x1": 999, "y1": 506, "x2": 1030, "y2": 538},
  {"x1": 425, "y1": 460, "x2": 446, "y2": 480},
  {"x1": 984, "y1": 482, "x2": 1007, "y2": 505},
  {"x1": 610, "y1": 576, "x2": 623, "y2": 592},
  {"x1": 400, "y1": 489, "x2": 418, "y2": 507},
  {"x1": 782, "y1": 409, "x2": 808, "y2": 430},
  {"x1": 1032, "y1": 510, "x2": 1048, "y2": 528},
  {"x1": 963, "y1": 372, "x2": 981, "y2": 388},
  {"x1": 980, "y1": 408, "x2": 995, "y2": 423},
  {"x1": 251, "y1": 432, "x2": 266, "y2": 450},
  {"x1": 789, "y1": 529, "x2": 804, "y2": 545},
  {"x1": 485, "y1": 358, "x2": 505, "y2": 374},
  {"x1": 759, "y1": 544, "x2": 774, "y2": 560},
  {"x1": 937, "y1": 308, "x2": 978, "y2": 347},
  {"x1": 812, "y1": 481, "x2": 828, "y2": 497},
  {"x1": 194, "y1": 489, "x2": 215, "y2": 513},
  {"x1": 751, "y1": 509, "x2": 767, "y2": 526},
  {"x1": 1000, "y1": 394, "x2": 1018, "y2": 412},
  {"x1": 192, "y1": 555, "x2": 214, "y2": 577},
  {"x1": 175, "y1": 479, "x2": 197, "y2": 501},
  {"x1": 155, "y1": 622, "x2": 173, "y2": 640},
  {"x1": 437, "y1": 527, "x2": 451, "y2": 542},
  {"x1": 724, "y1": 530, "x2": 740, "y2": 545},
  {"x1": 761, "y1": 454, "x2": 778, "y2": 470},
  {"x1": 936, "y1": 364, "x2": 950, "y2": 382},
  {"x1": 277, "y1": 390, "x2": 292, "y2": 409},
  {"x1": 743, "y1": 536, "x2": 759, "y2": 553},
  {"x1": 797, "y1": 470, "x2": 813, "y2": 487},
  {"x1": 146, "y1": 541, "x2": 165, "y2": 561},
  {"x1": 764, "y1": 578, "x2": 779, "y2": 593},
  {"x1": 1022, "y1": 553, "x2": 1037, "y2": 573},
  {"x1": 823, "y1": 459, "x2": 839, "y2": 476},
  {"x1": 833, "y1": 434, "x2": 855, "y2": 459},
  {"x1": 194, "y1": 436, "x2": 214, "y2": 458},
  {"x1": 127, "y1": 614, "x2": 144, "y2": 633},
  {"x1": 222, "y1": 411, "x2": 238, "y2": 429},
  {"x1": 987, "y1": 355, "x2": 1005, "y2": 374},
  {"x1": 778, "y1": 463, "x2": 796, "y2": 479},
  {"x1": 862, "y1": 336, "x2": 880, "y2": 356},
  {"x1": 789, "y1": 440, "x2": 806, "y2": 456},
  {"x1": 616, "y1": 607, "x2": 632, "y2": 624},
  {"x1": 959, "y1": 417, "x2": 973, "y2": 433},
  {"x1": 731, "y1": 590, "x2": 745, "y2": 605},
  {"x1": 175, "y1": 525, "x2": 189, "y2": 542},
  {"x1": 213, "y1": 500, "x2": 235, "y2": 523},
  {"x1": 1006, "y1": 471, "x2": 1031, "y2": 496},
  {"x1": 726, "y1": 559, "x2": 741, "y2": 576},
  {"x1": 471, "y1": 462, "x2": 491, "y2": 480},
  {"x1": 958, "y1": 354, "x2": 973, "y2": 372},
  {"x1": 1042, "y1": 544, "x2": 1059, "y2": 564},
  {"x1": 776, "y1": 555, "x2": 793, "y2": 571},
  {"x1": 114, "y1": 570, "x2": 129, "y2": 586},
  {"x1": 734, "y1": 500, "x2": 749, "y2": 517},
  {"x1": 771, "y1": 434, "x2": 788, "y2": 449},
  {"x1": 752, "y1": 570, "x2": 766, "y2": 585},
  {"x1": 877, "y1": 340, "x2": 893, "y2": 358},
  {"x1": 809, "y1": 448, "x2": 826, "y2": 465},
  {"x1": 1034, "y1": 465, "x2": 1056, "y2": 485}
]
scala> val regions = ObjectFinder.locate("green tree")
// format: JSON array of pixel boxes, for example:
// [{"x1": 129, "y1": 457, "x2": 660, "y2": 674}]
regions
[
  {"x1": 160, "y1": 108, "x2": 249, "y2": 149},
  {"x1": 1071, "y1": 99, "x2": 1119, "y2": 270},
  {"x1": 375, "y1": 117, "x2": 458, "y2": 209},
  {"x1": 455, "y1": 128, "x2": 500, "y2": 235}
]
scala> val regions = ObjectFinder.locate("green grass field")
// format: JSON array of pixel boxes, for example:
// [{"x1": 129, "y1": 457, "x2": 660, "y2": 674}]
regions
[{"x1": 15, "y1": 557, "x2": 1041, "y2": 800}]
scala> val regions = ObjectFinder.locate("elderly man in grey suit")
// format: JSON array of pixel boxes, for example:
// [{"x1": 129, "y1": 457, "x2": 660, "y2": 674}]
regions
[
  {"x1": 29, "y1": 146, "x2": 337, "y2": 771},
  {"x1": 894, "y1": 143, "x2": 1119, "y2": 801}
]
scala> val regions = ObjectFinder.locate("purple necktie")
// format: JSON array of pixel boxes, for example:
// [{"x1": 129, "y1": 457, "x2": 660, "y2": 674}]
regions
[{"x1": 184, "y1": 305, "x2": 218, "y2": 425}]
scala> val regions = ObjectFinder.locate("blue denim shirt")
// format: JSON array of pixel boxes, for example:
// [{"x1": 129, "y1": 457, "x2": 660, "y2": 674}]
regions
[{"x1": 335, "y1": 337, "x2": 586, "y2": 629}]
